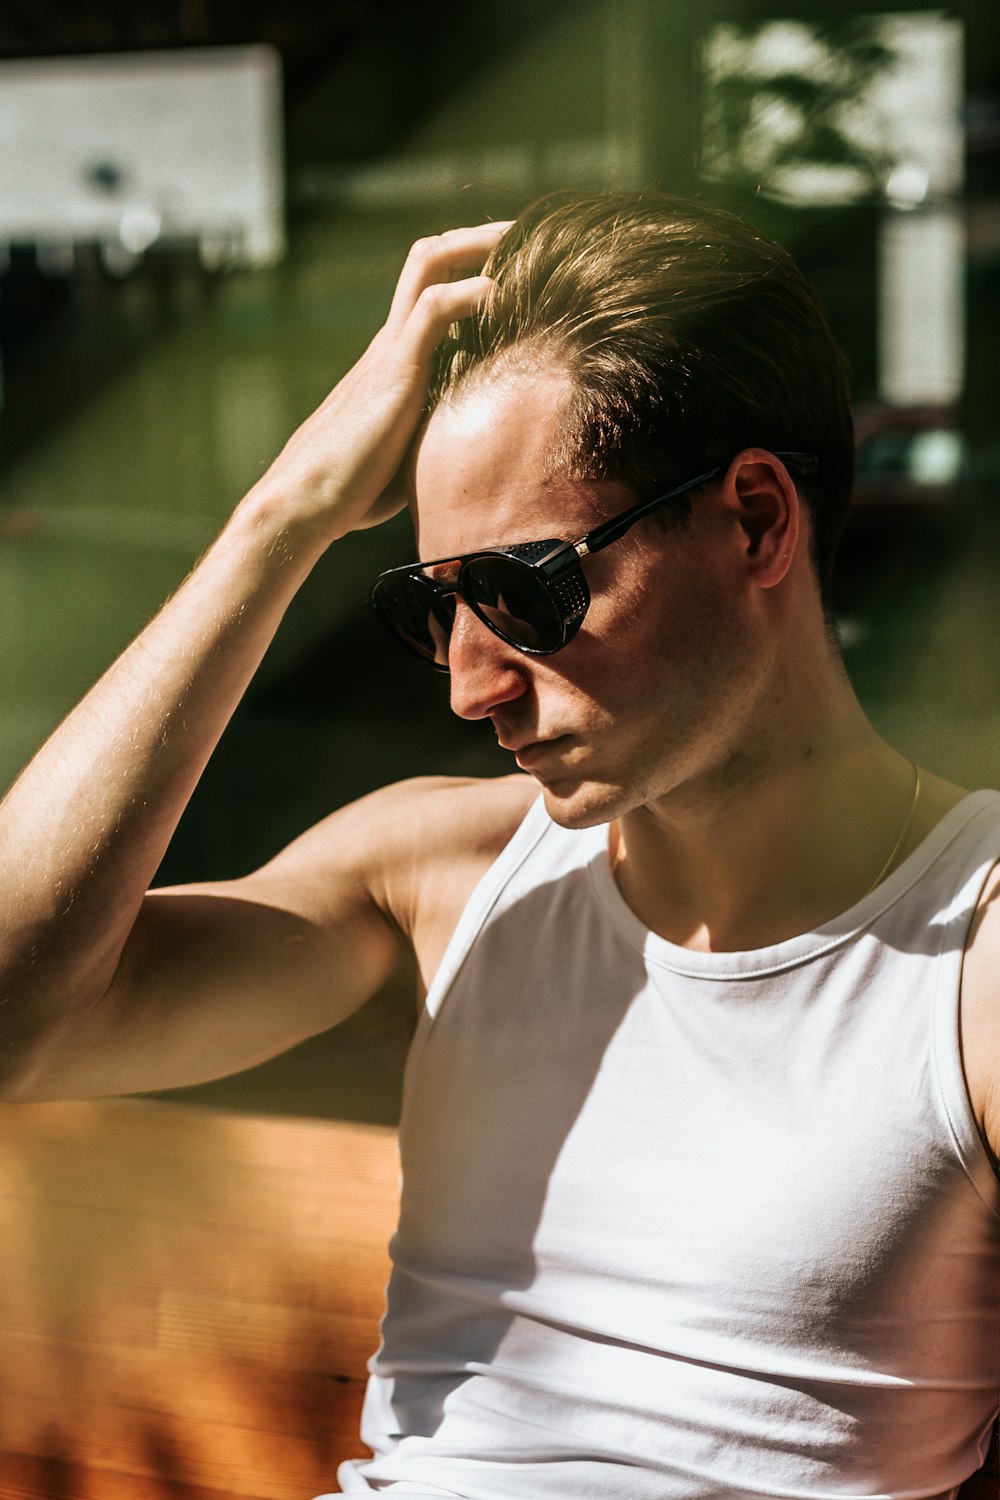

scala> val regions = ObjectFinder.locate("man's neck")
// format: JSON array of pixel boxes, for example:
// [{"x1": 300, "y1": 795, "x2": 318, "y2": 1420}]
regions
[{"x1": 611, "y1": 693, "x2": 964, "y2": 954}]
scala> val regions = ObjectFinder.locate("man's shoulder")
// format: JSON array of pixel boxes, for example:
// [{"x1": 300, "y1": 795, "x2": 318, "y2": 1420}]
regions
[
  {"x1": 369, "y1": 771, "x2": 539, "y2": 868},
  {"x1": 351, "y1": 774, "x2": 540, "y2": 980},
  {"x1": 963, "y1": 852, "x2": 1000, "y2": 995},
  {"x1": 250, "y1": 772, "x2": 537, "y2": 959},
  {"x1": 286, "y1": 771, "x2": 536, "y2": 887},
  {"x1": 959, "y1": 821, "x2": 1000, "y2": 1170}
]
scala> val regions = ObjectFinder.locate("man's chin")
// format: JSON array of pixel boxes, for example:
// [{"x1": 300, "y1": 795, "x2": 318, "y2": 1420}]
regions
[{"x1": 537, "y1": 776, "x2": 630, "y2": 831}]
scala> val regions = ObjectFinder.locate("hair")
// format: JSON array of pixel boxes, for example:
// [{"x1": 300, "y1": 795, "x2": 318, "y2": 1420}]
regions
[{"x1": 431, "y1": 190, "x2": 856, "y2": 607}]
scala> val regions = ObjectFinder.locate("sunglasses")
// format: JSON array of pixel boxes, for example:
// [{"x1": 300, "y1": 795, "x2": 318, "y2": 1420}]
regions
[{"x1": 370, "y1": 451, "x2": 818, "y2": 672}]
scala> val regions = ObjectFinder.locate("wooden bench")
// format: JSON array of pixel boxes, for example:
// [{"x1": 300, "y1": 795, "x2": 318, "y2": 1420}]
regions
[
  {"x1": 0, "y1": 1100, "x2": 398, "y2": 1499},
  {"x1": 0, "y1": 1099, "x2": 995, "y2": 1498}
]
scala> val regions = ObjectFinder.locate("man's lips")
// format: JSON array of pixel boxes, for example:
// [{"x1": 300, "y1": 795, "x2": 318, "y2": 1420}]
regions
[
  {"x1": 494, "y1": 729, "x2": 543, "y2": 752},
  {"x1": 496, "y1": 734, "x2": 569, "y2": 767}
]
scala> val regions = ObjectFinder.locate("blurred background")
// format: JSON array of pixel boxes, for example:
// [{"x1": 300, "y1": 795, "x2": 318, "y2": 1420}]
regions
[{"x1": 0, "y1": 0, "x2": 997, "y2": 1121}]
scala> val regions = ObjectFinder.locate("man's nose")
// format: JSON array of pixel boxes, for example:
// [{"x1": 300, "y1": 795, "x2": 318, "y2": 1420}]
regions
[{"x1": 448, "y1": 602, "x2": 528, "y2": 721}]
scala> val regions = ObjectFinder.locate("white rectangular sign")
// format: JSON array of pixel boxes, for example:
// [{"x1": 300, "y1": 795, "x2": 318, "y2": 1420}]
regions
[{"x1": 0, "y1": 46, "x2": 284, "y2": 266}]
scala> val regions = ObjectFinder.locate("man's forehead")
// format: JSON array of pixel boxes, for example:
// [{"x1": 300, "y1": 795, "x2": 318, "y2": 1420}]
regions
[
  {"x1": 408, "y1": 370, "x2": 564, "y2": 537},
  {"x1": 419, "y1": 366, "x2": 573, "y2": 466},
  {"x1": 408, "y1": 366, "x2": 635, "y2": 556}
]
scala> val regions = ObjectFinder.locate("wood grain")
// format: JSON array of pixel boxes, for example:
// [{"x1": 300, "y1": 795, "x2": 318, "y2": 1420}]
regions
[{"x1": 0, "y1": 1100, "x2": 398, "y2": 1499}]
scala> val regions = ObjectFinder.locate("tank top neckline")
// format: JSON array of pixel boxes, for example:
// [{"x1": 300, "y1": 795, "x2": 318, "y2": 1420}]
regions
[{"x1": 577, "y1": 788, "x2": 1000, "y2": 980}]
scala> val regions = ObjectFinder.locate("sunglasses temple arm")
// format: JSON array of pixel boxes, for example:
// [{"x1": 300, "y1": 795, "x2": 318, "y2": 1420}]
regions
[
  {"x1": 580, "y1": 467, "x2": 724, "y2": 555},
  {"x1": 579, "y1": 451, "x2": 818, "y2": 556}
]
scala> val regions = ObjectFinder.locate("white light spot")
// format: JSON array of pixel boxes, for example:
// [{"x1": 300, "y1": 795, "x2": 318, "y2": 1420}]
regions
[
  {"x1": 119, "y1": 203, "x2": 162, "y2": 252},
  {"x1": 886, "y1": 162, "x2": 929, "y2": 209}
]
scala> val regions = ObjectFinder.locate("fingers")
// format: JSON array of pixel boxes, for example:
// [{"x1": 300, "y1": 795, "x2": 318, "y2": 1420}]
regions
[
  {"x1": 394, "y1": 274, "x2": 494, "y2": 370},
  {"x1": 252, "y1": 221, "x2": 514, "y2": 544},
  {"x1": 385, "y1": 222, "x2": 513, "y2": 333}
]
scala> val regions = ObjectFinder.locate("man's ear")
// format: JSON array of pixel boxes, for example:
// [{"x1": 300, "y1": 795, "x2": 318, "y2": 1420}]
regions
[{"x1": 726, "y1": 449, "x2": 801, "y2": 589}]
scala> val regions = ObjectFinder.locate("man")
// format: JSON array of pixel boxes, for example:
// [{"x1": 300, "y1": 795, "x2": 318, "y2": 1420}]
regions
[{"x1": 0, "y1": 192, "x2": 997, "y2": 1497}]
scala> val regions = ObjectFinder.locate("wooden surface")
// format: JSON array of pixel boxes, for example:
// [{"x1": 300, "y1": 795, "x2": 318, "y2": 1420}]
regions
[{"x1": 0, "y1": 1100, "x2": 399, "y2": 1500}]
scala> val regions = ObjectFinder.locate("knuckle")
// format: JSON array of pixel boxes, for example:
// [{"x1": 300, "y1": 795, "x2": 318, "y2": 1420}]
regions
[
  {"x1": 407, "y1": 234, "x2": 442, "y2": 264},
  {"x1": 416, "y1": 281, "x2": 450, "y2": 315}
]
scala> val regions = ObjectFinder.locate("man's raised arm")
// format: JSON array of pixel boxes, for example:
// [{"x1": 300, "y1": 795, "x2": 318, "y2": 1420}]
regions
[{"x1": 0, "y1": 224, "x2": 508, "y2": 1102}]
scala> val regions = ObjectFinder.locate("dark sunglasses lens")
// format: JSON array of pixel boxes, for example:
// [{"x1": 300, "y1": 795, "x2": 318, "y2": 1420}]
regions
[
  {"x1": 373, "y1": 574, "x2": 455, "y2": 668},
  {"x1": 463, "y1": 556, "x2": 563, "y2": 653}
]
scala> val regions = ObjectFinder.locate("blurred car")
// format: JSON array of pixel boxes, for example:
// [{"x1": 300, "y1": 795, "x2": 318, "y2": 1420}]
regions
[
  {"x1": 833, "y1": 404, "x2": 967, "y2": 643},
  {"x1": 851, "y1": 403, "x2": 964, "y2": 513}
]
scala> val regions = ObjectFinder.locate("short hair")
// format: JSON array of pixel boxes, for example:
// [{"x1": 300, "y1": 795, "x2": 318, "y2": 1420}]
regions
[{"x1": 431, "y1": 190, "x2": 856, "y2": 606}]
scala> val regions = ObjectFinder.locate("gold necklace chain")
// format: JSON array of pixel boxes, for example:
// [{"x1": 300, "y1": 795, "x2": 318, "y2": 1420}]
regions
[
  {"x1": 862, "y1": 759, "x2": 921, "y2": 899},
  {"x1": 610, "y1": 760, "x2": 923, "y2": 900}
]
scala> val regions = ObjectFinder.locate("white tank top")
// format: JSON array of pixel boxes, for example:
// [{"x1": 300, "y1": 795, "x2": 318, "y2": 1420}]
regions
[{"x1": 334, "y1": 791, "x2": 1000, "y2": 1500}]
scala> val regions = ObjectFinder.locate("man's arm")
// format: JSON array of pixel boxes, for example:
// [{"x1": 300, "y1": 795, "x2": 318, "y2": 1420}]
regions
[
  {"x1": 7, "y1": 772, "x2": 535, "y2": 1102},
  {"x1": 0, "y1": 224, "x2": 508, "y2": 1102}
]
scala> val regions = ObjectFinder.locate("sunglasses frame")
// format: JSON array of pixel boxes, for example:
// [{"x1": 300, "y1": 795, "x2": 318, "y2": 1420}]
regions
[{"x1": 370, "y1": 451, "x2": 819, "y2": 672}]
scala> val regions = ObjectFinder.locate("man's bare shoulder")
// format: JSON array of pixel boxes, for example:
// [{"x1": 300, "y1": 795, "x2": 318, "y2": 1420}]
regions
[
  {"x1": 387, "y1": 773, "x2": 540, "y2": 987},
  {"x1": 365, "y1": 771, "x2": 538, "y2": 858},
  {"x1": 960, "y1": 843, "x2": 1000, "y2": 1169},
  {"x1": 380, "y1": 771, "x2": 538, "y2": 904},
  {"x1": 251, "y1": 773, "x2": 538, "y2": 994},
  {"x1": 255, "y1": 772, "x2": 538, "y2": 919}
]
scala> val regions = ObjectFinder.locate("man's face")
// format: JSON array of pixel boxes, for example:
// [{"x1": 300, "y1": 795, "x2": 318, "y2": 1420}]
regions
[{"x1": 410, "y1": 369, "x2": 765, "y2": 829}]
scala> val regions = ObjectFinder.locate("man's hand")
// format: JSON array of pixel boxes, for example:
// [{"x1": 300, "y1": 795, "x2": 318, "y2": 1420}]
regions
[{"x1": 246, "y1": 222, "x2": 511, "y2": 543}]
